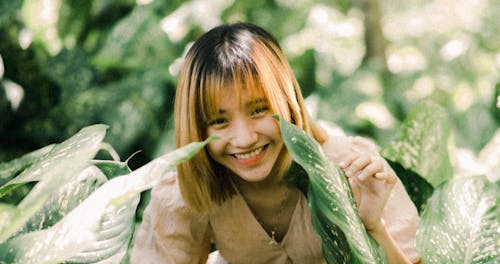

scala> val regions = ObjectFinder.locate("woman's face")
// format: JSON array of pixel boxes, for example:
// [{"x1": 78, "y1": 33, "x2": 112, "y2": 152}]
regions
[{"x1": 205, "y1": 88, "x2": 284, "y2": 183}]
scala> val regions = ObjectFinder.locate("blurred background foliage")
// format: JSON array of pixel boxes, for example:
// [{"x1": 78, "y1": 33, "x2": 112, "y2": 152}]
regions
[{"x1": 0, "y1": 0, "x2": 499, "y2": 172}]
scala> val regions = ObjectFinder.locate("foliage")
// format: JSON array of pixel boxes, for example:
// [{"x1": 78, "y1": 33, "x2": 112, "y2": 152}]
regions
[
  {"x1": 417, "y1": 176, "x2": 499, "y2": 264},
  {"x1": 278, "y1": 100, "x2": 499, "y2": 263},
  {"x1": 381, "y1": 101, "x2": 452, "y2": 212},
  {"x1": 277, "y1": 115, "x2": 385, "y2": 264},
  {"x1": 1, "y1": 0, "x2": 498, "y2": 168},
  {"x1": 0, "y1": 125, "x2": 214, "y2": 263},
  {"x1": 0, "y1": 105, "x2": 497, "y2": 263},
  {"x1": 0, "y1": 0, "x2": 499, "y2": 263},
  {"x1": 382, "y1": 101, "x2": 454, "y2": 187}
]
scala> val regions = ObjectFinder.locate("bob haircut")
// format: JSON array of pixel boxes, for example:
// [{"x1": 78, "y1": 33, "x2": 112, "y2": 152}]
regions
[{"x1": 174, "y1": 22, "x2": 325, "y2": 213}]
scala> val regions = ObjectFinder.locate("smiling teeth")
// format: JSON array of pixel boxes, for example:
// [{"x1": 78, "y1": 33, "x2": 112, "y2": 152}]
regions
[{"x1": 234, "y1": 147, "x2": 264, "y2": 159}]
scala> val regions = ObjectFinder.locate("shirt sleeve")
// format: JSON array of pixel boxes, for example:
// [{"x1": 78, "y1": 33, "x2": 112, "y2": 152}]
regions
[
  {"x1": 382, "y1": 176, "x2": 421, "y2": 263},
  {"x1": 130, "y1": 173, "x2": 211, "y2": 264},
  {"x1": 322, "y1": 135, "x2": 421, "y2": 263}
]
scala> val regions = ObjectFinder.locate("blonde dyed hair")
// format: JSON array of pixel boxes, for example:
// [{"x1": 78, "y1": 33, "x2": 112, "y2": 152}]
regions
[{"x1": 174, "y1": 23, "x2": 325, "y2": 213}]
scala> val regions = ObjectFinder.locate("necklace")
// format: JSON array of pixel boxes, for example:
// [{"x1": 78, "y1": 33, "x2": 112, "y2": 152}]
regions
[{"x1": 246, "y1": 186, "x2": 289, "y2": 246}]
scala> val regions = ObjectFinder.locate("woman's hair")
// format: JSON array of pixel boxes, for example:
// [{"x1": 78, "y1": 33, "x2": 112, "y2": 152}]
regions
[{"x1": 174, "y1": 22, "x2": 325, "y2": 213}]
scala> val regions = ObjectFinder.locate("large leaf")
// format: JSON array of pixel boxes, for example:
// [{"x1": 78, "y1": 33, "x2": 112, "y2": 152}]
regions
[
  {"x1": 0, "y1": 124, "x2": 107, "y2": 243},
  {"x1": 276, "y1": 116, "x2": 385, "y2": 264},
  {"x1": 0, "y1": 136, "x2": 215, "y2": 263},
  {"x1": 381, "y1": 100, "x2": 454, "y2": 188},
  {"x1": 17, "y1": 166, "x2": 108, "y2": 235},
  {"x1": 0, "y1": 144, "x2": 55, "y2": 186},
  {"x1": 385, "y1": 160, "x2": 434, "y2": 213},
  {"x1": 416, "y1": 176, "x2": 500, "y2": 263},
  {"x1": 93, "y1": 160, "x2": 131, "y2": 180}
]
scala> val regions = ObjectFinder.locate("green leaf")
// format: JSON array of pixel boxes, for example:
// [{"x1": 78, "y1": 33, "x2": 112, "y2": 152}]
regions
[
  {"x1": 416, "y1": 176, "x2": 500, "y2": 264},
  {"x1": 0, "y1": 136, "x2": 215, "y2": 263},
  {"x1": 0, "y1": 145, "x2": 55, "y2": 186},
  {"x1": 18, "y1": 166, "x2": 108, "y2": 235},
  {"x1": 276, "y1": 116, "x2": 385, "y2": 264},
  {"x1": 93, "y1": 160, "x2": 131, "y2": 180},
  {"x1": 0, "y1": 124, "x2": 107, "y2": 243},
  {"x1": 381, "y1": 100, "x2": 454, "y2": 188},
  {"x1": 386, "y1": 160, "x2": 434, "y2": 213}
]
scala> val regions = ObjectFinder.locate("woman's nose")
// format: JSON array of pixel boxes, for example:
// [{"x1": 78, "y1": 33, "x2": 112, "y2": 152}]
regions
[{"x1": 229, "y1": 118, "x2": 258, "y2": 147}]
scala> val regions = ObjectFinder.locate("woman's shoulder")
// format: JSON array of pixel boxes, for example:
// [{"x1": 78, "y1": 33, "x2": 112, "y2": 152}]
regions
[
  {"x1": 321, "y1": 134, "x2": 379, "y2": 160},
  {"x1": 321, "y1": 135, "x2": 379, "y2": 162},
  {"x1": 148, "y1": 171, "x2": 187, "y2": 211}
]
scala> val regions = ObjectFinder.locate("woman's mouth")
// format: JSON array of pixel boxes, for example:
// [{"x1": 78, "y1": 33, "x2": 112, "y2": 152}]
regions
[
  {"x1": 234, "y1": 146, "x2": 264, "y2": 159},
  {"x1": 233, "y1": 146, "x2": 267, "y2": 165}
]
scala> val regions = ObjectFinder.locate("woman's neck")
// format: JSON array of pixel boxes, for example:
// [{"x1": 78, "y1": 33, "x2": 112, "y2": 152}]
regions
[{"x1": 234, "y1": 169, "x2": 299, "y2": 237}]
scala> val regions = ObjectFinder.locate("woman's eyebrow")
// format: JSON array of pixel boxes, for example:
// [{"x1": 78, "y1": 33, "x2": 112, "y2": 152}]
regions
[
  {"x1": 245, "y1": 97, "x2": 268, "y2": 107},
  {"x1": 212, "y1": 109, "x2": 226, "y2": 115}
]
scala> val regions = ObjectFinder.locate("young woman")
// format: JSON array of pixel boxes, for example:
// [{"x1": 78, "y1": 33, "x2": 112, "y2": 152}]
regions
[{"x1": 131, "y1": 22, "x2": 421, "y2": 264}]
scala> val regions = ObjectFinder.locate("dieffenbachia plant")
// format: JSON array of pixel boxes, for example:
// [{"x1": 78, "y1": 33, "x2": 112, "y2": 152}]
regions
[
  {"x1": 382, "y1": 100, "x2": 499, "y2": 264},
  {"x1": 0, "y1": 124, "x2": 214, "y2": 263},
  {"x1": 0, "y1": 125, "x2": 108, "y2": 244},
  {"x1": 416, "y1": 175, "x2": 499, "y2": 263},
  {"x1": 277, "y1": 101, "x2": 500, "y2": 264},
  {"x1": 276, "y1": 115, "x2": 386, "y2": 264},
  {"x1": 380, "y1": 101, "x2": 454, "y2": 212}
]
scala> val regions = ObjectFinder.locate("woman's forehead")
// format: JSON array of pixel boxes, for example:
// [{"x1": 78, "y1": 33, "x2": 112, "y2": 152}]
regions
[{"x1": 213, "y1": 86, "x2": 267, "y2": 109}]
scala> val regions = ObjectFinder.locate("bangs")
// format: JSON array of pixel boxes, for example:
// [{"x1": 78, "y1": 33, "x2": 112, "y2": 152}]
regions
[
  {"x1": 198, "y1": 65, "x2": 264, "y2": 129},
  {"x1": 174, "y1": 23, "x2": 326, "y2": 213},
  {"x1": 192, "y1": 26, "x2": 299, "y2": 138}
]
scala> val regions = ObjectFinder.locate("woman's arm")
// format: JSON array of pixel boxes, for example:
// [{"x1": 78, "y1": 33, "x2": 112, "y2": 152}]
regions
[
  {"x1": 367, "y1": 220, "x2": 412, "y2": 264},
  {"x1": 130, "y1": 175, "x2": 211, "y2": 264},
  {"x1": 323, "y1": 136, "x2": 421, "y2": 264}
]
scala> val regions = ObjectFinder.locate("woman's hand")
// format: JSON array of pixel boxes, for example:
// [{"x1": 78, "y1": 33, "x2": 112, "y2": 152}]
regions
[
  {"x1": 339, "y1": 150, "x2": 397, "y2": 232},
  {"x1": 324, "y1": 136, "x2": 418, "y2": 263},
  {"x1": 324, "y1": 136, "x2": 397, "y2": 232}
]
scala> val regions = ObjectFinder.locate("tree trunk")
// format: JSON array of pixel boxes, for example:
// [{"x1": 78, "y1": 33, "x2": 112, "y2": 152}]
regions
[{"x1": 356, "y1": 0, "x2": 388, "y2": 72}]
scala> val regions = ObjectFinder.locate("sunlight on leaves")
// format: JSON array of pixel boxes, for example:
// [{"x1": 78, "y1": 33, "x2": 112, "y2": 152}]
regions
[
  {"x1": 416, "y1": 176, "x2": 500, "y2": 264},
  {"x1": 381, "y1": 100, "x2": 454, "y2": 188},
  {"x1": 0, "y1": 124, "x2": 107, "y2": 243},
  {"x1": 0, "y1": 144, "x2": 54, "y2": 186},
  {"x1": 276, "y1": 116, "x2": 385, "y2": 264},
  {"x1": 0, "y1": 136, "x2": 215, "y2": 263},
  {"x1": 18, "y1": 166, "x2": 108, "y2": 235}
]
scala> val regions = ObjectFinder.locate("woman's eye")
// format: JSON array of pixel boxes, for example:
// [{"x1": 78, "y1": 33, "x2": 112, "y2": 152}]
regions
[
  {"x1": 208, "y1": 118, "x2": 227, "y2": 127},
  {"x1": 252, "y1": 106, "x2": 269, "y2": 117}
]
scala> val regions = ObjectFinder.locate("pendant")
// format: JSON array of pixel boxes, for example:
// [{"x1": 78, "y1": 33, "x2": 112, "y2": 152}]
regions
[{"x1": 268, "y1": 231, "x2": 278, "y2": 245}]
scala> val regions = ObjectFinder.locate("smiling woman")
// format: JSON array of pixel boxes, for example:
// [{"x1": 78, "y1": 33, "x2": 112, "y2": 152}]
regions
[
  {"x1": 172, "y1": 23, "x2": 325, "y2": 215},
  {"x1": 204, "y1": 89, "x2": 284, "y2": 184},
  {"x1": 130, "y1": 22, "x2": 421, "y2": 264}
]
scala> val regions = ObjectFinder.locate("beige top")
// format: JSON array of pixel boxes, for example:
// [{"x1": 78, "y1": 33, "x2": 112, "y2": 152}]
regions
[{"x1": 131, "y1": 137, "x2": 421, "y2": 264}]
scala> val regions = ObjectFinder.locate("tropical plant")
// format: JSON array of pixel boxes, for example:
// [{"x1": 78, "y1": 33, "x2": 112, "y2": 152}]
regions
[
  {"x1": 1, "y1": 1, "x2": 498, "y2": 263},
  {"x1": 0, "y1": 100, "x2": 498, "y2": 263},
  {"x1": 0, "y1": 125, "x2": 214, "y2": 263},
  {"x1": 280, "y1": 100, "x2": 499, "y2": 264},
  {"x1": 277, "y1": 115, "x2": 385, "y2": 264},
  {"x1": 1, "y1": 0, "x2": 499, "y2": 169}
]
